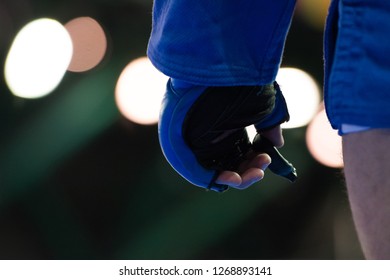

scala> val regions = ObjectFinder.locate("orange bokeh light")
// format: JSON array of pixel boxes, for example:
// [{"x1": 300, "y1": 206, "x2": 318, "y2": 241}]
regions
[
  {"x1": 65, "y1": 17, "x2": 107, "y2": 72},
  {"x1": 306, "y1": 108, "x2": 343, "y2": 168}
]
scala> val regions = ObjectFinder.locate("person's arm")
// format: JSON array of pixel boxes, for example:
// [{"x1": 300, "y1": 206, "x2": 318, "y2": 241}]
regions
[
  {"x1": 150, "y1": 1, "x2": 297, "y2": 191},
  {"x1": 343, "y1": 129, "x2": 390, "y2": 259}
]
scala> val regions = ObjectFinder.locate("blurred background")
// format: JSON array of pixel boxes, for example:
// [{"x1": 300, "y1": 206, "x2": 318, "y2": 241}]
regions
[{"x1": 0, "y1": 0, "x2": 364, "y2": 259}]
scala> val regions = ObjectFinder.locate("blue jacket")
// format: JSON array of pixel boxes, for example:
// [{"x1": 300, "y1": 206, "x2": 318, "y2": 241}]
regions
[
  {"x1": 148, "y1": 0, "x2": 390, "y2": 131},
  {"x1": 148, "y1": 0, "x2": 296, "y2": 86}
]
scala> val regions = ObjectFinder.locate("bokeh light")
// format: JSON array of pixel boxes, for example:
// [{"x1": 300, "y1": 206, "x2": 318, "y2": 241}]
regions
[
  {"x1": 115, "y1": 57, "x2": 168, "y2": 125},
  {"x1": 297, "y1": 0, "x2": 331, "y2": 30},
  {"x1": 246, "y1": 125, "x2": 257, "y2": 142},
  {"x1": 65, "y1": 17, "x2": 107, "y2": 72},
  {"x1": 245, "y1": 67, "x2": 320, "y2": 141},
  {"x1": 276, "y1": 67, "x2": 321, "y2": 129},
  {"x1": 4, "y1": 18, "x2": 73, "y2": 99},
  {"x1": 306, "y1": 107, "x2": 343, "y2": 168}
]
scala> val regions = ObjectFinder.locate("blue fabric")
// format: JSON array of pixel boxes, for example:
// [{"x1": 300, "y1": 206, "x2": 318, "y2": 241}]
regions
[
  {"x1": 255, "y1": 82, "x2": 290, "y2": 132},
  {"x1": 158, "y1": 79, "x2": 218, "y2": 189},
  {"x1": 148, "y1": 0, "x2": 296, "y2": 86},
  {"x1": 324, "y1": 0, "x2": 390, "y2": 132},
  {"x1": 158, "y1": 79, "x2": 290, "y2": 192},
  {"x1": 149, "y1": 0, "x2": 390, "y2": 133}
]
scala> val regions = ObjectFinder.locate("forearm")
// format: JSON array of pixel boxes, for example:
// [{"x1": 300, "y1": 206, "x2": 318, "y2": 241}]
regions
[{"x1": 343, "y1": 129, "x2": 390, "y2": 259}]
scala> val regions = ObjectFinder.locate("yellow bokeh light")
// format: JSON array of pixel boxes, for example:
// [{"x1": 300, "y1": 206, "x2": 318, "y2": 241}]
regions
[
  {"x1": 4, "y1": 18, "x2": 73, "y2": 99},
  {"x1": 306, "y1": 108, "x2": 343, "y2": 168},
  {"x1": 277, "y1": 67, "x2": 321, "y2": 129},
  {"x1": 297, "y1": 0, "x2": 331, "y2": 30},
  {"x1": 65, "y1": 17, "x2": 107, "y2": 72},
  {"x1": 115, "y1": 57, "x2": 168, "y2": 125}
]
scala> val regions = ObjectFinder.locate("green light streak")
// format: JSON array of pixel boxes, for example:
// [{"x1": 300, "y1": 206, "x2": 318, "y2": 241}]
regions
[{"x1": 0, "y1": 66, "x2": 120, "y2": 205}]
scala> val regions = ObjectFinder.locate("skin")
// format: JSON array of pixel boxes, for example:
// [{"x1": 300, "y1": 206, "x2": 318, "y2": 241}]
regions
[
  {"x1": 215, "y1": 125, "x2": 283, "y2": 189},
  {"x1": 217, "y1": 126, "x2": 390, "y2": 259},
  {"x1": 342, "y1": 129, "x2": 390, "y2": 259}
]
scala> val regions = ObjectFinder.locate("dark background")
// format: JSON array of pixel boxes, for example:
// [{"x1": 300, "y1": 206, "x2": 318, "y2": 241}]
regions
[{"x1": 0, "y1": 0, "x2": 364, "y2": 259}]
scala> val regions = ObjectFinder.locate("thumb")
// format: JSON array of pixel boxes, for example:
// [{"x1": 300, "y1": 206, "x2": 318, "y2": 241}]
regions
[{"x1": 260, "y1": 125, "x2": 284, "y2": 148}]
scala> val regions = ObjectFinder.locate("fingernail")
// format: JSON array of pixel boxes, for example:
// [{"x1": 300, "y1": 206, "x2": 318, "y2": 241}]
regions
[{"x1": 261, "y1": 162, "x2": 271, "y2": 171}]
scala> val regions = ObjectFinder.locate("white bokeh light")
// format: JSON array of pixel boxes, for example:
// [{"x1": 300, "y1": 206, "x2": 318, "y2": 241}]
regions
[
  {"x1": 4, "y1": 18, "x2": 73, "y2": 99},
  {"x1": 276, "y1": 67, "x2": 321, "y2": 129},
  {"x1": 306, "y1": 108, "x2": 343, "y2": 168},
  {"x1": 246, "y1": 68, "x2": 320, "y2": 140},
  {"x1": 115, "y1": 57, "x2": 168, "y2": 125},
  {"x1": 246, "y1": 125, "x2": 257, "y2": 142}
]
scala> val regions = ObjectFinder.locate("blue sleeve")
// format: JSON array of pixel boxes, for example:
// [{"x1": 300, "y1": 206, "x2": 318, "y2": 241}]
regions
[{"x1": 147, "y1": 0, "x2": 297, "y2": 86}]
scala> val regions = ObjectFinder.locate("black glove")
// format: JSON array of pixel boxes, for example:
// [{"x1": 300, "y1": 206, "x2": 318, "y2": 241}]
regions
[{"x1": 159, "y1": 80, "x2": 296, "y2": 192}]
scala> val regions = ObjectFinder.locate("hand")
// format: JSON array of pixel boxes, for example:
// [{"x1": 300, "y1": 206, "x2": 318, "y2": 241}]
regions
[
  {"x1": 159, "y1": 80, "x2": 290, "y2": 192},
  {"x1": 215, "y1": 125, "x2": 284, "y2": 189}
]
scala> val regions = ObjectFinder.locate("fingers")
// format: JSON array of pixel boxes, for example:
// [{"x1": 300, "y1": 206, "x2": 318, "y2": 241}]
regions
[
  {"x1": 214, "y1": 125, "x2": 284, "y2": 191},
  {"x1": 239, "y1": 153, "x2": 271, "y2": 172},
  {"x1": 215, "y1": 153, "x2": 271, "y2": 190},
  {"x1": 215, "y1": 171, "x2": 242, "y2": 187},
  {"x1": 235, "y1": 168, "x2": 265, "y2": 189},
  {"x1": 261, "y1": 125, "x2": 284, "y2": 148}
]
